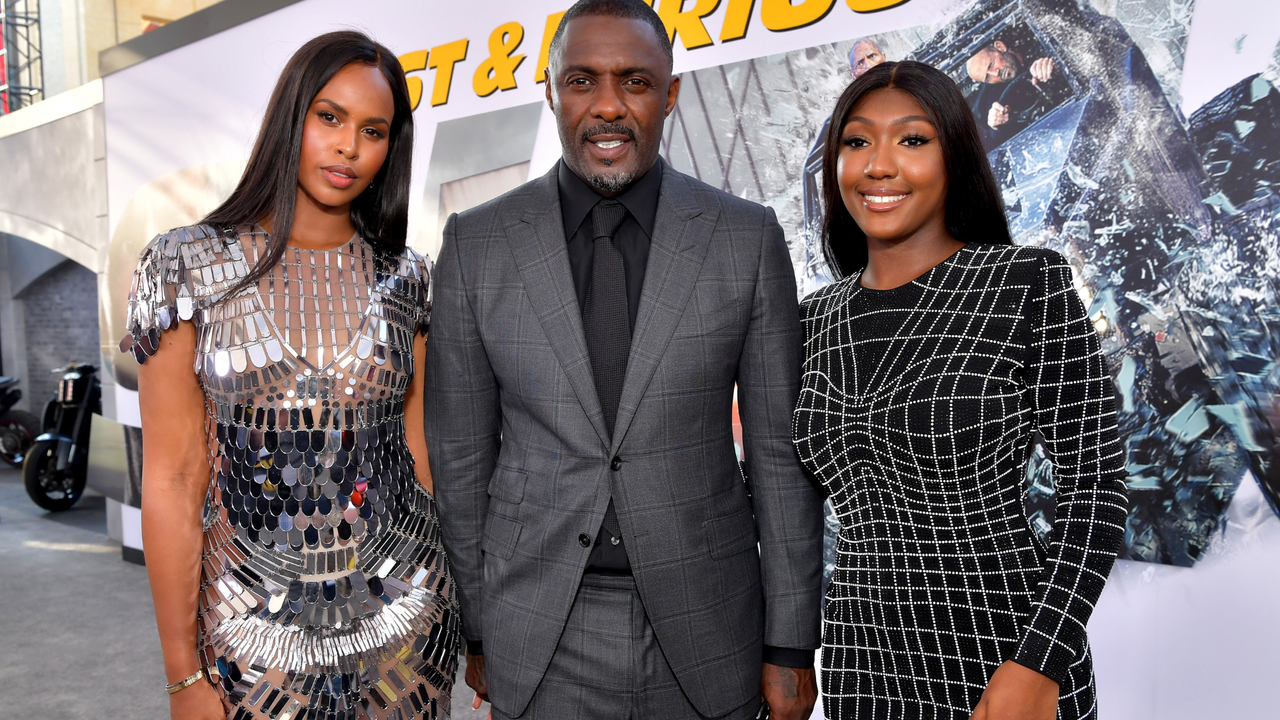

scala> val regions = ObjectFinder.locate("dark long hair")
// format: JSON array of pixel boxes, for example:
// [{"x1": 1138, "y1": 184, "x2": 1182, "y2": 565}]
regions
[
  {"x1": 208, "y1": 31, "x2": 414, "y2": 294},
  {"x1": 820, "y1": 60, "x2": 1012, "y2": 280}
]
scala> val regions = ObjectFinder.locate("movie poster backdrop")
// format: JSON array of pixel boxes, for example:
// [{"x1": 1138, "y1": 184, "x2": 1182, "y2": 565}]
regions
[{"x1": 99, "y1": 3, "x2": 1279, "y2": 710}]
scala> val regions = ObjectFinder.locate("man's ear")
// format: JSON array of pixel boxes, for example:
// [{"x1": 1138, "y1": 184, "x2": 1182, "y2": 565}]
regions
[
  {"x1": 993, "y1": 40, "x2": 1007, "y2": 52},
  {"x1": 545, "y1": 69, "x2": 555, "y2": 111},
  {"x1": 665, "y1": 74, "x2": 681, "y2": 117}
]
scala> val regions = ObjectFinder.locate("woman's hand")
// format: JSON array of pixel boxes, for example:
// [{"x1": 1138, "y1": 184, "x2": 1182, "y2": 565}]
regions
[
  {"x1": 168, "y1": 679, "x2": 227, "y2": 720},
  {"x1": 968, "y1": 661, "x2": 1058, "y2": 720}
]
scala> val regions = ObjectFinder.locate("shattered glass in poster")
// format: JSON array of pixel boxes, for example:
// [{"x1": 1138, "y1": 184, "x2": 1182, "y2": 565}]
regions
[{"x1": 676, "y1": 0, "x2": 1280, "y2": 571}]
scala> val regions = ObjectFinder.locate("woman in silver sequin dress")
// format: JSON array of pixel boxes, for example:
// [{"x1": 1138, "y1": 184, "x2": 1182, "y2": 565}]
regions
[{"x1": 122, "y1": 32, "x2": 459, "y2": 720}]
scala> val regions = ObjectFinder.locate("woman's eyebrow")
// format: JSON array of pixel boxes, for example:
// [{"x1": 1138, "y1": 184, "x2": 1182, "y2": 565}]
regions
[
  {"x1": 891, "y1": 115, "x2": 934, "y2": 126},
  {"x1": 315, "y1": 98, "x2": 388, "y2": 126},
  {"x1": 845, "y1": 114, "x2": 934, "y2": 127},
  {"x1": 315, "y1": 98, "x2": 347, "y2": 115}
]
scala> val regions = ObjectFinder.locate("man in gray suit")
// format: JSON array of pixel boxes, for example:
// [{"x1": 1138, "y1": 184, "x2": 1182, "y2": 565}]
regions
[{"x1": 425, "y1": 2, "x2": 823, "y2": 718}]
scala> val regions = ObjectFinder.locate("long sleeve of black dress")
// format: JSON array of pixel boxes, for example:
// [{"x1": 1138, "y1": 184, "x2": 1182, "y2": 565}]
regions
[{"x1": 1012, "y1": 252, "x2": 1129, "y2": 681}]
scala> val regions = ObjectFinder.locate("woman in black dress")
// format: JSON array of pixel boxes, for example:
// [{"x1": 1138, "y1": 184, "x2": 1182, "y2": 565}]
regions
[{"x1": 792, "y1": 61, "x2": 1128, "y2": 720}]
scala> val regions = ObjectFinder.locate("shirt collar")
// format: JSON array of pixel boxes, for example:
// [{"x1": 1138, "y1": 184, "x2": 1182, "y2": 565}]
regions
[{"x1": 558, "y1": 159, "x2": 663, "y2": 240}]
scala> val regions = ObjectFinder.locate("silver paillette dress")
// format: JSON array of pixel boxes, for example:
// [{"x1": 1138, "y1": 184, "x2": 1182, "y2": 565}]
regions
[{"x1": 122, "y1": 224, "x2": 459, "y2": 720}]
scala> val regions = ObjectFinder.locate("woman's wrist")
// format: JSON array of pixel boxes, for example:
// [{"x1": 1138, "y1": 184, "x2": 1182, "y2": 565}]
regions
[
  {"x1": 160, "y1": 645, "x2": 204, "y2": 686},
  {"x1": 166, "y1": 669, "x2": 207, "y2": 694}
]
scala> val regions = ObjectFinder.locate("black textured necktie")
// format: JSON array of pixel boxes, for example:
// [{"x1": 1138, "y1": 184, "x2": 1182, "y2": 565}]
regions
[
  {"x1": 583, "y1": 198, "x2": 630, "y2": 548},
  {"x1": 583, "y1": 199, "x2": 631, "y2": 434}
]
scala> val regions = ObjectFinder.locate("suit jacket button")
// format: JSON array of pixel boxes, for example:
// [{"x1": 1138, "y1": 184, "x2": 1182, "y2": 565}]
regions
[
  {"x1": 578, "y1": 533, "x2": 591, "y2": 547},
  {"x1": 610, "y1": 456, "x2": 622, "y2": 471}
]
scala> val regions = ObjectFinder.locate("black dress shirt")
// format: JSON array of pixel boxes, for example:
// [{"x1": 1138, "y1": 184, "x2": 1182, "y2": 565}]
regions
[
  {"x1": 559, "y1": 160, "x2": 660, "y2": 573},
  {"x1": 559, "y1": 159, "x2": 659, "y2": 334}
]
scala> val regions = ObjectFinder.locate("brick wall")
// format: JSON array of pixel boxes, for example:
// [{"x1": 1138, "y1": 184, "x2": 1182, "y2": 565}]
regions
[{"x1": 20, "y1": 261, "x2": 101, "y2": 407}]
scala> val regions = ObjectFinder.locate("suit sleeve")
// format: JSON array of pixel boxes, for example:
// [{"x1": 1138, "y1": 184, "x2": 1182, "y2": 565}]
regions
[
  {"x1": 424, "y1": 214, "x2": 501, "y2": 647},
  {"x1": 736, "y1": 206, "x2": 825, "y2": 655},
  {"x1": 1012, "y1": 252, "x2": 1128, "y2": 683}
]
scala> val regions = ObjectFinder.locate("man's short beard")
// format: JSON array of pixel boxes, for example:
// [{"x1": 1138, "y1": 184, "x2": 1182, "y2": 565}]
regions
[
  {"x1": 571, "y1": 122, "x2": 640, "y2": 194},
  {"x1": 585, "y1": 170, "x2": 636, "y2": 194}
]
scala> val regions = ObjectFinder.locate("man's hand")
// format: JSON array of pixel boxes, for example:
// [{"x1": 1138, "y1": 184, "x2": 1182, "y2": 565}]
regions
[
  {"x1": 987, "y1": 102, "x2": 1010, "y2": 130},
  {"x1": 1029, "y1": 57, "x2": 1055, "y2": 85},
  {"x1": 761, "y1": 663, "x2": 817, "y2": 720},
  {"x1": 968, "y1": 660, "x2": 1058, "y2": 720},
  {"x1": 465, "y1": 651, "x2": 489, "y2": 710}
]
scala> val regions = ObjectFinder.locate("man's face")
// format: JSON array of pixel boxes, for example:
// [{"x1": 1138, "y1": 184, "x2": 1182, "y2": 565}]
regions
[
  {"x1": 966, "y1": 41, "x2": 1021, "y2": 84},
  {"x1": 546, "y1": 15, "x2": 679, "y2": 195},
  {"x1": 850, "y1": 41, "x2": 885, "y2": 79}
]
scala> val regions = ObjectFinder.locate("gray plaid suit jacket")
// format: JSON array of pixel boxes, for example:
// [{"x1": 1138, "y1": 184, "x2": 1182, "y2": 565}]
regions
[{"x1": 425, "y1": 161, "x2": 824, "y2": 718}]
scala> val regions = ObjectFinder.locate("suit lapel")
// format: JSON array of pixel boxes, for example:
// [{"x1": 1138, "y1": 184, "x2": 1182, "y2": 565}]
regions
[
  {"x1": 610, "y1": 164, "x2": 718, "y2": 451},
  {"x1": 507, "y1": 167, "x2": 610, "y2": 447}
]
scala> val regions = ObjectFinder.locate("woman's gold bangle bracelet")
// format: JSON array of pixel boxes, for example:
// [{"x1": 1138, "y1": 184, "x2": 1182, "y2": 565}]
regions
[{"x1": 165, "y1": 670, "x2": 206, "y2": 695}]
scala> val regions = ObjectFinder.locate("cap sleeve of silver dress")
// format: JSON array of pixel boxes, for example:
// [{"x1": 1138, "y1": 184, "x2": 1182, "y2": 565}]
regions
[
  {"x1": 119, "y1": 224, "x2": 246, "y2": 364},
  {"x1": 119, "y1": 227, "x2": 187, "y2": 363}
]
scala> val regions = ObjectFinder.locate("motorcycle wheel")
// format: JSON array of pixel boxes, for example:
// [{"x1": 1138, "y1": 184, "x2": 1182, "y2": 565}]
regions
[
  {"x1": 22, "y1": 438, "x2": 87, "y2": 512},
  {"x1": 0, "y1": 410, "x2": 40, "y2": 468}
]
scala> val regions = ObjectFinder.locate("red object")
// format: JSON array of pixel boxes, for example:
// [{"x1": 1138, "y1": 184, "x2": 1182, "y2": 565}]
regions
[{"x1": 0, "y1": 28, "x2": 9, "y2": 115}]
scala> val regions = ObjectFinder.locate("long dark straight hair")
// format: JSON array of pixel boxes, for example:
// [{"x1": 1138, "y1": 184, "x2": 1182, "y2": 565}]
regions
[
  {"x1": 208, "y1": 30, "x2": 414, "y2": 294},
  {"x1": 820, "y1": 60, "x2": 1012, "y2": 280}
]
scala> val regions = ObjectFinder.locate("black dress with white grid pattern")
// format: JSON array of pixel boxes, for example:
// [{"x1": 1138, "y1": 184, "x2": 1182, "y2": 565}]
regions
[{"x1": 793, "y1": 244, "x2": 1128, "y2": 720}]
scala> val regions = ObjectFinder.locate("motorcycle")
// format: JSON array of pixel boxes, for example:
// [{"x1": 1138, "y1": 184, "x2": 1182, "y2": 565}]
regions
[
  {"x1": 23, "y1": 362, "x2": 101, "y2": 511},
  {"x1": 0, "y1": 375, "x2": 40, "y2": 467}
]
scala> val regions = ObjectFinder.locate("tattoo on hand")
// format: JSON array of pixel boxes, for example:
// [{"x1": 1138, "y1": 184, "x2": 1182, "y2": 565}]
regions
[{"x1": 768, "y1": 668, "x2": 800, "y2": 699}]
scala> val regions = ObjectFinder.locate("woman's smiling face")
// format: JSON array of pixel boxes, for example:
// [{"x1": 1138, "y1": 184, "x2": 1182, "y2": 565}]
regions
[{"x1": 837, "y1": 87, "x2": 949, "y2": 248}]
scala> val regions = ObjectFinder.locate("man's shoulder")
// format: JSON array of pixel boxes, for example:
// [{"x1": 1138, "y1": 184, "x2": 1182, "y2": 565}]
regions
[
  {"x1": 448, "y1": 172, "x2": 552, "y2": 238},
  {"x1": 662, "y1": 165, "x2": 772, "y2": 225}
]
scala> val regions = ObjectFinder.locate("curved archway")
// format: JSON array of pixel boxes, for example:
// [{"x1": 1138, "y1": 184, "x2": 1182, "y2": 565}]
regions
[{"x1": 0, "y1": 211, "x2": 100, "y2": 273}]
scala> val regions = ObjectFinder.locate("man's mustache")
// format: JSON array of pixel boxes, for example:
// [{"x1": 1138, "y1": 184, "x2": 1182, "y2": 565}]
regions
[{"x1": 581, "y1": 124, "x2": 637, "y2": 144}]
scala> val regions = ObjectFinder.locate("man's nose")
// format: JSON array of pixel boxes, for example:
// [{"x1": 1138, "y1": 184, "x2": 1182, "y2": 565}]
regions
[{"x1": 591, "y1": 81, "x2": 627, "y2": 121}]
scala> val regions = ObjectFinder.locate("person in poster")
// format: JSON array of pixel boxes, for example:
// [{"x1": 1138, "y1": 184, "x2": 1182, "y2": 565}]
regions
[
  {"x1": 425, "y1": 1, "x2": 824, "y2": 719},
  {"x1": 964, "y1": 39, "x2": 1070, "y2": 150}
]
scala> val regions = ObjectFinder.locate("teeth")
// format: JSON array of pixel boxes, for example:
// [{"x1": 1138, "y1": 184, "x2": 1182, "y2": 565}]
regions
[
  {"x1": 865, "y1": 194, "x2": 907, "y2": 204},
  {"x1": 594, "y1": 140, "x2": 624, "y2": 149}
]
